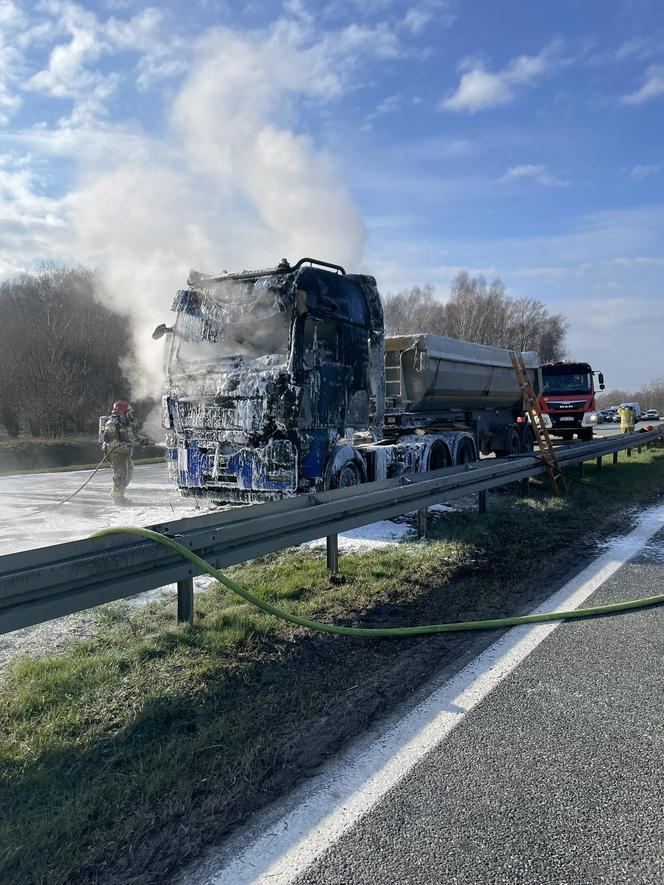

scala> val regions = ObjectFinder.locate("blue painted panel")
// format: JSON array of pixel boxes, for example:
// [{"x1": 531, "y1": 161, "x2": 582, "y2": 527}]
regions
[
  {"x1": 178, "y1": 440, "x2": 209, "y2": 488},
  {"x1": 300, "y1": 431, "x2": 333, "y2": 479},
  {"x1": 226, "y1": 440, "x2": 297, "y2": 492}
]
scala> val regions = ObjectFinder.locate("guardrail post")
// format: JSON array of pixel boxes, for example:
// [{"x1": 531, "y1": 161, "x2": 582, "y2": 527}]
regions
[
  {"x1": 417, "y1": 507, "x2": 428, "y2": 539},
  {"x1": 578, "y1": 461, "x2": 585, "y2": 478},
  {"x1": 478, "y1": 490, "x2": 487, "y2": 513},
  {"x1": 612, "y1": 451, "x2": 618, "y2": 465},
  {"x1": 627, "y1": 448, "x2": 632, "y2": 458},
  {"x1": 596, "y1": 456, "x2": 602, "y2": 470},
  {"x1": 637, "y1": 445, "x2": 642, "y2": 454},
  {"x1": 520, "y1": 477, "x2": 530, "y2": 497},
  {"x1": 326, "y1": 534, "x2": 339, "y2": 575},
  {"x1": 177, "y1": 577, "x2": 195, "y2": 625}
]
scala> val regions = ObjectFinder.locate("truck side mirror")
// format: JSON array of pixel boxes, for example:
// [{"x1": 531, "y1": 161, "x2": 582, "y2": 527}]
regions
[
  {"x1": 598, "y1": 372, "x2": 605, "y2": 390},
  {"x1": 152, "y1": 323, "x2": 173, "y2": 340}
]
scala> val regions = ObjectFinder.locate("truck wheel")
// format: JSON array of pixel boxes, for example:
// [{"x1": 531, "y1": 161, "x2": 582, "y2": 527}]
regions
[
  {"x1": 455, "y1": 438, "x2": 477, "y2": 465},
  {"x1": 334, "y1": 460, "x2": 363, "y2": 488},
  {"x1": 520, "y1": 426, "x2": 534, "y2": 453},
  {"x1": 495, "y1": 428, "x2": 521, "y2": 459},
  {"x1": 578, "y1": 429, "x2": 593, "y2": 442},
  {"x1": 428, "y1": 440, "x2": 452, "y2": 471},
  {"x1": 324, "y1": 445, "x2": 367, "y2": 490}
]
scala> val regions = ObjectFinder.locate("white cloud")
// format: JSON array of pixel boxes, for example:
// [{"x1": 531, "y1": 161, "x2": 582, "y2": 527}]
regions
[
  {"x1": 501, "y1": 164, "x2": 568, "y2": 187},
  {"x1": 0, "y1": 83, "x2": 21, "y2": 124},
  {"x1": 0, "y1": 3, "x2": 25, "y2": 123},
  {"x1": 0, "y1": 0, "x2": 24, "y2": 27},
  {"x1": 27, "y1": 25, "x2": 104, "y2": 98},
  {"x1": 621, "y1": 65, "x2": 664, "y2": 105},
  {"x1": 402, "y1": 8, "x2": 432, "y2": 34},
  {"x1": 615, "y1": 36, "x2": 659, "y2": 63},
  {"x1": 441, "y1": 42, "x2": 561, "y2": 112},
  {"x1": 364, "y1": 93, "x2": 401, "y2": 126},
  {"x1": 283, "y1": 0, "x2": 314, "y2": 24},
  {"x1": 23, "y1": 2, "x2": 183, "y2": 114},
  {"x1": 628, "y1": 164, "x2": 661, "y2": 181}
]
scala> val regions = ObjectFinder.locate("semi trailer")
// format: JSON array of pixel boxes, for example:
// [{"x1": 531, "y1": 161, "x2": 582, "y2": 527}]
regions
[{"x1": 155, "y1": 258, "x2": 541, "y2": 503}]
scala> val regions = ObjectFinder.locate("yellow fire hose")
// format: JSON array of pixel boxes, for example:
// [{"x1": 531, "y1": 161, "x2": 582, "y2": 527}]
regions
[{"x1": 93, "y1": 526, "x2": 664, "y2": 636}]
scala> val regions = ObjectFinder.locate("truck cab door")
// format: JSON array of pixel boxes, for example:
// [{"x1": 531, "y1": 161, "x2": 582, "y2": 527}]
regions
[{"x1": 298, "y1": 316, "x2": 349, "y2": 432}]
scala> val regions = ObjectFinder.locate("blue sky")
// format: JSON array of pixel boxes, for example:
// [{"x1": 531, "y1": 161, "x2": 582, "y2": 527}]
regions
[{"x1": 0, "y1": 0, "x2": 663, "y2": 391}]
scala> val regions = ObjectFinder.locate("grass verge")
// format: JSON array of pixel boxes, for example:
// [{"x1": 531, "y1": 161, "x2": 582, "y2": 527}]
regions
[{"x1": 1, "y1": 447, "x2": 664, "y2": 884}]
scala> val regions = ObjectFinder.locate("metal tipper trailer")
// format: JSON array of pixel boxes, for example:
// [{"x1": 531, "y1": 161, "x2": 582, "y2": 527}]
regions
[{"x1": 156, "y1": 258, "x2": 541, "y2": 503}]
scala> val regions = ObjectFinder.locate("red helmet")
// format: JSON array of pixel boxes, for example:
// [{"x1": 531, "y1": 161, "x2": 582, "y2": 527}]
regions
[{"x1": 112, "y1": 400, "x2": 132, "y2": 415}]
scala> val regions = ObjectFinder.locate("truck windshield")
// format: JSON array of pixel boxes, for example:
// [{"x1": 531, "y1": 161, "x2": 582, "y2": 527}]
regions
[
  {"x1": 542, "y1": 372, "x2": 592, "y2": 394},
  {"x1": 171, "y1": 281, "x2": 292, "y2": 371}
]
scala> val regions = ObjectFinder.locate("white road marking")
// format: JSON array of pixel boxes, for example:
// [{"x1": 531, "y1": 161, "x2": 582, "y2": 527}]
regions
[{"x1": 183, "y1": 503, "x2": 664, "y2": 885}]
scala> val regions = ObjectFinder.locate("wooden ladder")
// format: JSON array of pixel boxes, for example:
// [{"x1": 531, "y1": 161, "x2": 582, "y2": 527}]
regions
[{"x1": 510, "y1": 353, "x2": 566, "y2": 496}]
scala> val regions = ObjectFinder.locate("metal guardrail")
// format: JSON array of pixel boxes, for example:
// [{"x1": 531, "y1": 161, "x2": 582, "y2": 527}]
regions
[{"x1": 1, "y1": 427, "x2": 662, "y2": 636}]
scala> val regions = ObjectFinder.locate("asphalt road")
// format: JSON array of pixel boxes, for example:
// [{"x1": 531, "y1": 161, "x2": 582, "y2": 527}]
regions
[
  {"x1": 182, "y1": 507, "x2": 664, "y2": 885},
  {"x1": 293, "y1": 526, "x2": 664, "y2": 884}
]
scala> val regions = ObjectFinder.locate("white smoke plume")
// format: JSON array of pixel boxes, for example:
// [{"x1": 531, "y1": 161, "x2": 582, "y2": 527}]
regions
[{"x1": 50, "y1": 21, "x2": 367, "y2": 399}]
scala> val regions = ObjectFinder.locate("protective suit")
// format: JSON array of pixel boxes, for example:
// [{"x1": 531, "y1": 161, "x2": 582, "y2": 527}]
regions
[
  {"x1": 618, "y1": 406, "x2": 635, "y2": 433},
  {"x1": 103, "y1": 401, "x2": 139, "y2": 504}
]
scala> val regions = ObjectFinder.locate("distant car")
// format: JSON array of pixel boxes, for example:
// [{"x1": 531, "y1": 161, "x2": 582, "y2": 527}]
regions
[{"x1": 644, "y1": 410, "x2": 660, "y2": 421}]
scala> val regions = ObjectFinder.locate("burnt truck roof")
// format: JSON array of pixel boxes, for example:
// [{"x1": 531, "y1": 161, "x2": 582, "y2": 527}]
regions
[{"x1": 184, "y1": 258, "x2": 384, "y2": 334}]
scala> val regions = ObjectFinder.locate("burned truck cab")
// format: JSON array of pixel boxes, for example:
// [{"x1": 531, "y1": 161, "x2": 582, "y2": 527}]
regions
[{"x1": 161, "y1": 258, "x2": 384, "y2": 503}]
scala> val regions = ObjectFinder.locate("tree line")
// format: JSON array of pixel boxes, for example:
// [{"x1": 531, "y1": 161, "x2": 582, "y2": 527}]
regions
[
  {"x1": 0, "y1": 266, "x2": 134, "y2": 438},
  {"x1": 382, "y1": 271, "x2": 568, "y2": 361}
]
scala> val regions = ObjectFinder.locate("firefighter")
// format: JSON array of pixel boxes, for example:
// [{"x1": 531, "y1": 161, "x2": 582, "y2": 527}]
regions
[
  {"x1": 618, "y1": 405, "x2": 635, "y2": 433},
  {"x1": 102, "y1": 401, "x2": 140, "y2": 505}
]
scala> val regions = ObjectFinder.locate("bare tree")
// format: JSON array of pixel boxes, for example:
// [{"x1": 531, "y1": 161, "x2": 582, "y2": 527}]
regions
[
  {"x1": 0, "y1": 265, "x2": 133, "y2": 438},
  {"x1": 382, "y1": 283, "x2": 444, "y2": 335},
  {"x1": 381, "y1": 272, "x2": 568, "y2": 360},
  {"x1": 445, "y1": 273, "x2": 510, "y2": 346}
]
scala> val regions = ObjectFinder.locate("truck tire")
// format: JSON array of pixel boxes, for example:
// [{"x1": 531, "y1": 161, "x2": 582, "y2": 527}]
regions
[
  {"x1": 427, "y1": 439, "x2": 452, "y2": 471},
  {"x1": 455, "y1": 437, "x2": 476, "y2": 465},
  {"x1": 334, "y1": 460, "x2": 363, "y2": 488},
  {"x1": 578, "y1": 429, "x2": 593, "y2": 442},
  {"x1": 520, "y1": 425, "x2": 534, "y2": 453},
  {"x1": 324, "y1": 445, "x2": 367, "y2": 490},
  {"x1": 494, "y1": 427, "x2": 521, "y2": 459}
]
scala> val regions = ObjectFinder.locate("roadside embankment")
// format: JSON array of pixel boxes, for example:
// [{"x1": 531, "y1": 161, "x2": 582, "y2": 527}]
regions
[
  {"x1": 1, "y1": 448, "x2": 664, "y2": 884},
  {"x1": 0, "y1": 435, "x2": 165, "y2": 474}
]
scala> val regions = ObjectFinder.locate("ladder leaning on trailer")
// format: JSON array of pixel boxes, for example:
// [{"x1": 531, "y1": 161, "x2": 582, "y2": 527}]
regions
[{"x1": 511, "y1": 353, "x2": 566, "y2": 496}]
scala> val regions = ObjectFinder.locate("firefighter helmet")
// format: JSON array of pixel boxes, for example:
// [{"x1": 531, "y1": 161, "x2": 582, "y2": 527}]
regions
[{"x1": 112, "y1": 400, "x2": 132, "y2": 415}]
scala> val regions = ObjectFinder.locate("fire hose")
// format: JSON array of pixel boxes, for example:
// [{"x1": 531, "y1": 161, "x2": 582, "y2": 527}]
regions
[
  {"x1": 52, "y1": 450, "x2": 112, "y2": 507},
  {"x1": 93, "y1": 526, "x2": 664, "y2": 636}
]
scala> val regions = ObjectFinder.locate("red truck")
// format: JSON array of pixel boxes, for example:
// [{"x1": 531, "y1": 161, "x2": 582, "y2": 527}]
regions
[{"x1": 539, "y1": 361, "x2": 605, "y2": 442}]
